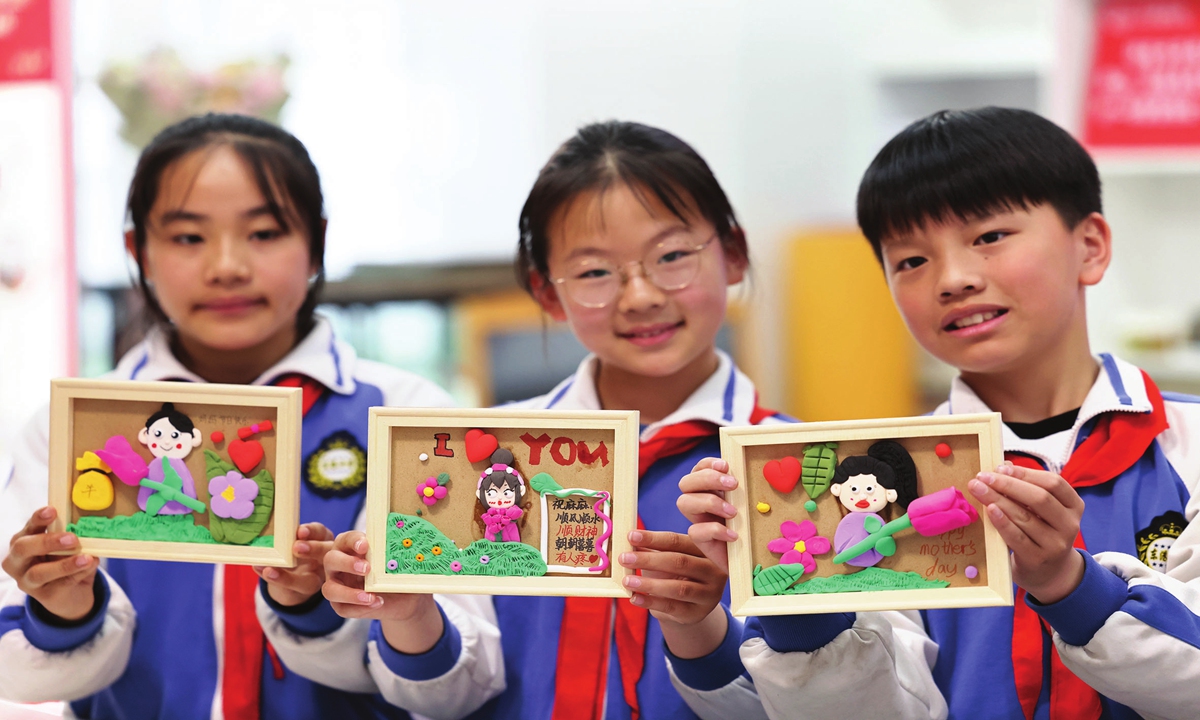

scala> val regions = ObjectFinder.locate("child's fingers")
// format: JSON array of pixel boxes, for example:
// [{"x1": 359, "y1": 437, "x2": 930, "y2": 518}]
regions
[
  {"x1": 688, "y1": 521, "x2": 737, "y2": 546},
  {"x1": 22, "y1": 554, "x2": 96, "y2": 591},
  {"x1": 11, "y1": 507, "x2": 56, "y2": 545},
  {"x1": 980, "y1": 491, "x2": 1058, "y2": 549},
  {"x1": 618, "y1": 550, "x2": 721, "y2": 584},
  {"x1": 688, "y1": 457, "x2": 728, "y2": 475},
  {"x1": 984, "y1": 503, "x2": 1042, "y2": 557},
  {"x1": 972, "y1": 473, "x2": 1079, "y2": 532},
  {"x1": 623, "y1": 573, "x2": 715, "y2": 605},
  {"x1": 676, "y1": 492, "x2": 736, "y2": 522},
  {"x1": 678, "y1": 468, "x2": 737, "y2": 495},
  {"x1": 298, "y1": 522, "x2": 335, "y2": 543},
  {"x1": 4, "y1": 532, "x2": 79, "y2": 577},
  {"x1": 627, "y1": 530, "x2": 702, "y2": 556},
  {"x1": 333, "y1": 531, "x2": 368, "y2": 558},
  {"x1": 994, "y1": 464, "x2": 1085, "y2": 512},
  {"x1": 324, "y1": 549, "x2": 368, "y2": 578},
  {"x1": 628, "y1": 591, "x2": 690, "y2": 618}
]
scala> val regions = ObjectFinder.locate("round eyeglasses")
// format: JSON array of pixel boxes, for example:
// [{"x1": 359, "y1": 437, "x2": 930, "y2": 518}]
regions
[{"x1": 551, "y1": 234, "x2": 716, "y2": 309}]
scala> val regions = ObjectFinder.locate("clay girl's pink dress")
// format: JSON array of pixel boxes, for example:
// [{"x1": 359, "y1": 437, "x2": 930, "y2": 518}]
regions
[{"x1": 483, "y1": 506, "x2": 523, "y2": 542}]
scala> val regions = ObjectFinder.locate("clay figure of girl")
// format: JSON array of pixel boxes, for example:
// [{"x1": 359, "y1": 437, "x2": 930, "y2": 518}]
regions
[
  {"x1": 136, "y1": 402, "x2": 203, "y2": 514},
  {"x1": 477, "y1": 448, "x2": 526, "y2": 542},
  {"x1": 830, "y1": 440, "x2": 918, "y2": 568}
]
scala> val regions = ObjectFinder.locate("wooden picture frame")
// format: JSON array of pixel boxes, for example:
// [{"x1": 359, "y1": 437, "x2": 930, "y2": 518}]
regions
[
  {"x1": 364, "y1": 408, "x2": 639, "y2": 597},
  {"x1": 721, "y1": 413, "x2": 1011, "y2": 616},
  {"x1": 49, "y1": 379, "x2": 303, "y2": 567}
]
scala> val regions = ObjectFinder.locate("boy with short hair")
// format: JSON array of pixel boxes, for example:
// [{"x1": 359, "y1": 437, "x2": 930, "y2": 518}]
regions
[{"x1": 674, "y1": 107, "x2": 1200, "y2": 720}]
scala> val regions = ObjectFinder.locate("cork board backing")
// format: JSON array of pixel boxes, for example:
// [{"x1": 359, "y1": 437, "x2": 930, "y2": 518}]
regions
[
  {"x1": 48, "y1": 379, "x2": 302, "y2": 566},
  {"x1": 722, "y1": 413, "x2": 1012, "y2": 616},
  {"x1": 365, "y1": 408, "x2": 639, "y2": 597}
]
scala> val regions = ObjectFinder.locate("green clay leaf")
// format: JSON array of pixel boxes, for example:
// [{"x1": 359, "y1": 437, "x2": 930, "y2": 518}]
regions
[
  {"x1": 204, "y1": 449, "x2": 235, "y2": 479},
  {"x1": 753, "y1": 563, "x2": 809, "y2": 596},
  {"x1": 529, "y1": 472, "x2": 562, "y2": 495},
  {"x1": 801, "y1": 442, "x2": 838, "y2": 500},
  {"x1": 753, "y1": 563, "x2": 763, "y2": 577},
  {"x1": 436, "y1": 472, "x2": 451, "y2": 486}
]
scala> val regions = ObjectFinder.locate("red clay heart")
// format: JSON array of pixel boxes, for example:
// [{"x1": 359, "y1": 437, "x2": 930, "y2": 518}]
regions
[
  {"x1": 465, "y1": 429, "x2": 499, "y2": 463},
  {"x1": 228, "y1": 438, "x2": 265, "y2": 475},
  {"x1": 763, "y1": 456, "x2": 802, "y2": 494}
]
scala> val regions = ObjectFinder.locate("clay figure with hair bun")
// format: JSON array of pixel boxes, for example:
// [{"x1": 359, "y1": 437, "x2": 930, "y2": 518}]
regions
[
  {"x1": 477, "y1": 448, "x2": 527, "y2": 542},
  {"x1": 830, "y1": 440, "x2": 919, "y2": 568}
]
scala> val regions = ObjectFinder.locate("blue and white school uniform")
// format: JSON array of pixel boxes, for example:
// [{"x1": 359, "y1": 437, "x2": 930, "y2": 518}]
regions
[
  {"x1": 680, "y1": 355, "x2": 1200, "y2": 720},
  {"x1": 352, "y1": 350, "x2": 785, "y2": 720}
]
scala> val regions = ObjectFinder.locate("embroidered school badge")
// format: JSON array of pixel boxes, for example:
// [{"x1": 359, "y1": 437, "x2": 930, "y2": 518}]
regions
[
  {"x1": 1136, "y1": 511, "x2": 1188, "y2": 572},
  {"x1": 304, "y1": 431, "x2": 367, "y2": 497}
]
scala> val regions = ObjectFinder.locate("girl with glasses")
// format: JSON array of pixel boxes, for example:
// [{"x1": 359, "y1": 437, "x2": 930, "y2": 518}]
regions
[{"x1": 311, "y1": 120, "x2": 789, "y2": 720}]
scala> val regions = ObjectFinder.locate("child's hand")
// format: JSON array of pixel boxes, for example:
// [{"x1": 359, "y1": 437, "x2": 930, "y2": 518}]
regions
[
  {"x1": 619, "y1": 529, "x2": 727, "y2": 624},
  {"x1": 2, "y1": 507, "x2": 100, "y2": 621},
  {"x1": 322, "y1": 530, "x2": 444, "y2": 653},
  {"x1": 968, "y1": 462, "x2": 1086, "y2": 604},
  {"x1": 676, "y1": 457, "x2": 739, "y2": 573},
  {"x1": 254, "y1": 522, "x2": 334, "y2": 607}
]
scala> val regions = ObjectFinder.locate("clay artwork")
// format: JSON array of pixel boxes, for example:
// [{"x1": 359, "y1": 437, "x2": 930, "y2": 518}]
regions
[
  {"x1": 49, "y1": 379, "x2": 302, "y2": 566},
  {"x1": 720, "y1": 414, "x2": 1011, "y2": 616},
  {"x1": 364, "y1": 409, "x2": 637, "y2": 597}
]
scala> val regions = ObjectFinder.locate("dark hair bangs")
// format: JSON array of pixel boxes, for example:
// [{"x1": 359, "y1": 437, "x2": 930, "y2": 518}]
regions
[
  {"x1": 856, "y1": 107, "x2": 1102, "y2": 260},
  {"x1": 517, "y1": 120, "x2": 747, "y2": 292},
  {"x1": 126, "y1": 113, "x2": 326, "y2": 334}
]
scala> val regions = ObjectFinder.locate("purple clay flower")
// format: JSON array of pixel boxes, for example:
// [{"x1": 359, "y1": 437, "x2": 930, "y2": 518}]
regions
[
  {"x1": 387, "y1": 559, "x2": 398, "y2": 571},
  {"x1": 208, "y1": 470, "x2": 259, "y2": 520},
  {"x1": 766, "y1": 520, "x2": 831, "y2": 574},
  {"x1": 416, "y1": 477, "x2": 448, "y2": 506},
  {"x1": 479, "y1": 555, "x2": 490, "y2": 565},
  {"x1": 450, "y1": 561, "x2": 463, "y2": 572}
]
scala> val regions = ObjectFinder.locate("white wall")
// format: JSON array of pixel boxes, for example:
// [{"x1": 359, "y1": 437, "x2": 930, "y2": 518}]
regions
[{"x1": 80, "y1": 0, "x2": 1182, "y2": 405}]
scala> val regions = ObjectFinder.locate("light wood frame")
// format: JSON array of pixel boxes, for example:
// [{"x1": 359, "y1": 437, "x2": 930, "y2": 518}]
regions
[
  {"x1": 365, "y1": 408, "x2": 639, "y2": 597},
  {"x1": 49, "y1": 379, "x2": 303, "y2": 566},
  {"x1": 721, "y1": 413, "x2": 1011, "y2": 616}
]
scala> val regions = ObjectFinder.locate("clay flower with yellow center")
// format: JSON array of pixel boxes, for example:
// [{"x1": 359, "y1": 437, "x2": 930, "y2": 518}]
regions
[
  {"x1": 208, "y1": 470, "x2": 258, "y2": 520},
  {"x1": 416, "y1": 476, "x2": 448, "y2": 506},
  {"x1": 766, "y1": 520, "x2": 830, "y2": 574}
]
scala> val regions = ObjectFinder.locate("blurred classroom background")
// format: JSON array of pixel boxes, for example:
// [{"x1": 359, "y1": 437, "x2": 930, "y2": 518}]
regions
[{"x1": 5, "y1": 0, "x2": 1200, "y2": 464}]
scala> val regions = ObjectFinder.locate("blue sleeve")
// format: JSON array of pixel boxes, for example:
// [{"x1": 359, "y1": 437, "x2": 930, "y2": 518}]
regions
[
  {"x1": 259, "y1": 579, "x2": 345, "y2": 637},
  {"x1": 369, "y1": 602, "x2": 462, "y2": 681},
  {"x1": 664, "y1": 605, "x2": 747, "y2": 690},
  {"x1": 20, "y1": 572, "x2": 110, "y2": 652},
  {"x1": 745, "y1": 611, "x2": 856, "y2": 653}
]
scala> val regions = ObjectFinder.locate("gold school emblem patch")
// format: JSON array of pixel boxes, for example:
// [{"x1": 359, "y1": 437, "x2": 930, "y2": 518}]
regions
[
  {"x1": 305, "y1": 430, "x2": 367, "y2": 496},
  {"x1": 1136, "y1": 511, "x2": 1187, "y2": 572}
]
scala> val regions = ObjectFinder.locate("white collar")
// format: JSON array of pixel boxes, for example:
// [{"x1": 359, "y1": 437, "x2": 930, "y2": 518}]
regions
[
  {"x1": 530, "y1": 349, "x2": 762, "y2": 441},
  {"x1": 111, "y1": 316, "x2": 358, "y2": 395},
  {"x1": 942, "y1": 353, "x2": 1152, "y2": 469}
]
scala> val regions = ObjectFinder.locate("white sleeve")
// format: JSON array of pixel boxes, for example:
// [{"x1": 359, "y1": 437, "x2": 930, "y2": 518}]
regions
[
  {"x1": 366, "y1": 593, "x2": 506, "y2": 720},
  {"x1": 740, "y1": 612, "x2": 948, "y2": 720},
  {"x1": 1037, "y1": 551, "x2": 1200, "y2": 720},
  {"x1": 668, "y1": 670, "x2": 767, "y2": 720},
  {"x1": 0, "y1": 568, "x2": 136, "y2": 703}
]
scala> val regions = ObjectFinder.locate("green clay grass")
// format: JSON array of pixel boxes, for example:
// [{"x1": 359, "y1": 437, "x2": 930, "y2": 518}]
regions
[
  {"x1": 386, "y1": 513, "x2": 546, "y2": 577},
  {"x1": 753, "y1": 563, "x2": 949, "y2": 596},
  {"x1": 69, "y1": 512, "x2": 273, "y2": 547}
]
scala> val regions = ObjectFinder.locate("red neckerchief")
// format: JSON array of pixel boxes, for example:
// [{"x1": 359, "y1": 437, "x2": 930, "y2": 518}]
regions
[
  {"x1": 551, "y1": 400, "x2": 779, "y2": 720},
  {"x1": 222, "y1": 373, "x2": 328, "y2": 720},
  {"x1": 1008, "y1": 370, "x2": 1168, "y2": 720}
]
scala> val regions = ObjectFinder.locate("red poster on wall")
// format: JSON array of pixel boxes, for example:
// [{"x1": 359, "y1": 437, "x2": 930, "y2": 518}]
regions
[
  {"x1": 0, "y1": 0, "x2": 54, "y2": 82},
  {"x1": 1085, "y1": 0, "x2": 1200, "y2": 148}
]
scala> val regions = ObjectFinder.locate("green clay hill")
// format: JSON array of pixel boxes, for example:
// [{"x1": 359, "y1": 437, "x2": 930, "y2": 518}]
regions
[
  {"x1": 752, "y1": 563, "x2": 949, "y2": 597},
  {"x1": 386, "y1": 513, "x2": 547, "y2": 577},
  {"x1": 69, "y1": 512, "x2": 274, "y2": 547}
]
